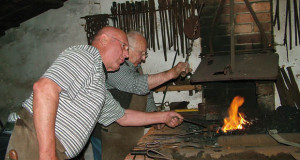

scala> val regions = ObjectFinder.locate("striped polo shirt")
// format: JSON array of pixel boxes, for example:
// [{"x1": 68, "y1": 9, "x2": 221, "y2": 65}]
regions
[{"x1": 22, "y1": 45, "x2": 125, "y2": 158}]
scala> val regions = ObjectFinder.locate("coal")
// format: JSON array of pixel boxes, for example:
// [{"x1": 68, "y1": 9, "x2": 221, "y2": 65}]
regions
[{"x1": 245, "y1": 106, "x2": 300, "y2": 134}]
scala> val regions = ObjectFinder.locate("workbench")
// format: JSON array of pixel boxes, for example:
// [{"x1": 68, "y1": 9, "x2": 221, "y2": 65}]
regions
[
  {"x1": 124, "y1": 118, "x2": 300, "y2": 160},
  {"x1": 124, "y1": 119, "x2": 217, "y2": 160}
]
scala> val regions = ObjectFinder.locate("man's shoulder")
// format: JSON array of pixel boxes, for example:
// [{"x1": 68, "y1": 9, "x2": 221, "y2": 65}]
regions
[
  {"x1": 66, "y1": 45, "x2": 98, "y2": 55},
  {"x1": 62, "y1": 45, "x2": 101, "y2": 62}
]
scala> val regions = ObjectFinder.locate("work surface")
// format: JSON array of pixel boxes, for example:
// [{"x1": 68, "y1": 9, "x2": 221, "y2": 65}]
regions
[{"x1": 124, "y1": 121, "x2": 300, "y2": 160}]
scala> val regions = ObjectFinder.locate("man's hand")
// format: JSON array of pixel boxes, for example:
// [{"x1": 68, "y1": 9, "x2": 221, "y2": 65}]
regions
[
  {"x1": 147, "y1": 62, "x2": 192, "y2": 90},
  {"x1": 171, "y1": 62, "x2": 192, "y2": 79},
  {"x1": 163, "y1": 111, "x2": 183, "y2": 128}
]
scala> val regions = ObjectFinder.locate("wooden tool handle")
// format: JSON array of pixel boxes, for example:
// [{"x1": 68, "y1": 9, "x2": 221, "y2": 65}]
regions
[{"x1": 9, "y1": 149, "x2": 18, "y2": 160}]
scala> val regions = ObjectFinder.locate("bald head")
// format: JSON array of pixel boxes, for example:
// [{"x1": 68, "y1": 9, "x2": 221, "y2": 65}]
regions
[
  {"x1": 127, "y1": 31, "x2": 147, "y2": 67},
  {"x1": 92, "y1": 26, "x2": 128, "y2": 46},
  {"x1": 92, "y1": 26, "x2": 129, "y2": 71}
]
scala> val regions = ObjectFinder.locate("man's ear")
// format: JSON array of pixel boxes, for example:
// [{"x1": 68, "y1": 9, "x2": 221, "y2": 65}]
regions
[{"x1": 99, "y1": 34, "x2": 109, "y2": 46}]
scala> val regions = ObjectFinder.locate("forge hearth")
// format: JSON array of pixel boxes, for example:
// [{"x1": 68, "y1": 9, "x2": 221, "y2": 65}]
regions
[
  {"x1": 128, "y1": 113, "x2": 300, "y2": 160},
  {"x1": 198, "y1": 80, "x2": 276, "y2": 121},
  {"x1": 163, "y1": 98, "x2": 300, "y2": 159},
  {"x1": 127, "y1": 80, "x2": 300, "y2": 160}
]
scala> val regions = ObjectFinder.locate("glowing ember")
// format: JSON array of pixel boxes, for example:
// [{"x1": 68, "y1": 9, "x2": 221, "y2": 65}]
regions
[{"x1": 221, "y1": 96, "x2": 250, "y2": 133}]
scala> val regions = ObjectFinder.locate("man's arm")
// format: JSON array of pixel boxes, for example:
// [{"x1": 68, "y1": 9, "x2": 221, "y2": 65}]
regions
[
  {"x1": 145, "y1": 92, "x2": 166, "y2": 129},
  {"x1": 33, "y1": 78, "x2": 61, "y2": 160},
  {"x1": 147, "y1": 62, "x2": 188, "y2": 90},
  {"x1": 116, "y1": 109, "x2": 183, "y2": 128},
  {"x1": 146, "y1": 91, "x2": 157, "y2": 112}
]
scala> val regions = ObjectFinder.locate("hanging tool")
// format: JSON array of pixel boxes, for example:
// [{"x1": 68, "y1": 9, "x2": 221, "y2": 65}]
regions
[
  {"x1": 121, "y1": 3, "x2": 126, "y2": 31},
  {"x1": 141, "y1": 2, "x2": 147, "y2": 43},
  {"x1": 183, "y1": 0, "x2": 189, "y2": 56},
  {"x1": 288, "y1": 0, "x2": 292, "y2": 50},
  {"x1": 131, "y1": 2, "x2": 136, "y2": 30},
  {"x1": 135, "y1": 2, "x2": 141, "y2": 30},
  {"x1": 172, "y1": 0, "x2": 179, "y2": 52},
  {"x1": 163, "y1": 0, "x2": 171, "y2": 50},
  {"x1": 273, "y1": 0, "x2": 280, "y2": 30},
  {"x1": 284, "y1": 0, "x2": 290, "y2": 61},
  {"x1": 153, "y1": 0, "x2": 160, "y2": 51},
  {"x1": 293, "y1": 0, "x2": 300, "y2": 46},
  {"x1": 125, "y1": 1, "x2": 132, "y2": 31},
  {"x1": 177, "y1": 0, "x2": 185, "y2": 57},
  {"x1": 158, "y1": 0, "x2": 167, "y2": 61},
  {"x1": 117, "y1": 3, "x2": 122, "y2": 30},
  {"x1": 183, "y1": 0, "x2": 203, "y2": 51},
  {"x1": 134, "y1": 2, "x2": 139, "y2": 30},
  {"x1": 111, "y1": 2, "x2": 117, "y2": 27},
  {"x1": 149, "y1": 0, "x2": 156, "y2": 51},
  {"x1": 167, "y1": 0, "x2": 174, "y2": 49},
  {"x1": 181, "y1": 13, "x2": 200, "y2": 77},
  {"x1": 145, "y1": 1, "x2": 151, "y2": 49}
]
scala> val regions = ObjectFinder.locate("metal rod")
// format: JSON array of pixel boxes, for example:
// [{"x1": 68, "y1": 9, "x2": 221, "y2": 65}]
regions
[
  {"x1": 244, "y1": 0, "x2": 269, "y2": 49},
  {"x1": 230, "y1": 0, "x2": 235, "y2": 72},
  {"x1": 174, "y1": 116, "x2": 207, "y2": 128},
  {"x1": 182, "y1": 118, "x2": 207, "y2": 128},
  {"x1": 160, "y1": 50, "x2": 179, "y2": 111}
]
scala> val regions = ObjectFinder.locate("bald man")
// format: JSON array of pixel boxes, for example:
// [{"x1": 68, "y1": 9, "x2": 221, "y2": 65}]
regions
[
  {"x1": 5, "y1": 27, "x2": 183, "y2": 160},
  {"x1": 90, "y1": 31, "x2": 189, "y2": 160}
]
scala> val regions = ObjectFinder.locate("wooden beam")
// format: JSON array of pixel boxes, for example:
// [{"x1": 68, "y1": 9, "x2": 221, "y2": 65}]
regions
[{"x1": 154, "y1": 84, "x2": 202, "y2": 92}]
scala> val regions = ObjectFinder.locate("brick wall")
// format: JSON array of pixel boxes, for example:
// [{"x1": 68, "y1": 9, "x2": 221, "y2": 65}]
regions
[{"x1": 200, "y1": 0, "x2": 272, "y2": 55}]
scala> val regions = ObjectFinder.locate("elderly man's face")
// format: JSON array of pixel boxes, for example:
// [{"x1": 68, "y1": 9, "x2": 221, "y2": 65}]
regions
[
  {"x1": 129, "y1": 39, "x2": 147, "y2": 67},
  {"x1": 105, "y1": 34, "x2": 129, "y2": 71}
]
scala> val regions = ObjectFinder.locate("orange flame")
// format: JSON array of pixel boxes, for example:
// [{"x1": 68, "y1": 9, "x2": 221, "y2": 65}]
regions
[{"x1": 221, "y1": 96, "x2": 250, "y2": 133}]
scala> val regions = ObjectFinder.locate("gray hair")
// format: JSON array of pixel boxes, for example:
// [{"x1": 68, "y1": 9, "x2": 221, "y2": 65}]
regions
[{"x1": 127, "y1": 31, "x2": 144, "y2": 47}]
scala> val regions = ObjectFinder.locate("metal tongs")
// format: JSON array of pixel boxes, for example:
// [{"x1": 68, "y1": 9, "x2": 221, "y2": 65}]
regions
[{"x1": 174, "y1": 116, "x2": 207, "y2": 128}]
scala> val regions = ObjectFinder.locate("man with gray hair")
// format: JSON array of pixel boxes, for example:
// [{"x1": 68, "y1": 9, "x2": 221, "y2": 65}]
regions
[{"x1": 90, "y1": 31, "x2": 189, "y2": 160}]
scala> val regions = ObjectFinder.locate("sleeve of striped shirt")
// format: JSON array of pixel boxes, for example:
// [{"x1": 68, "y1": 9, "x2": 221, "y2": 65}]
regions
[
  {"x1": 98, "y1": 90, "x2": 125, "y2": 126},
  {"x1": 106, "y1": 64, "x2": 150, "y2": 95},
  {"x1": 146, "y1": 91, "x2": 157, "y2": 112}
]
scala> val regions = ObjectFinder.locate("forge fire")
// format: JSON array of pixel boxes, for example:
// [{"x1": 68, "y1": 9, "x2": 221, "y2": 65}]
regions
[{"x1": 221, "y1": 96, "x2": 251, "y2": 133}]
